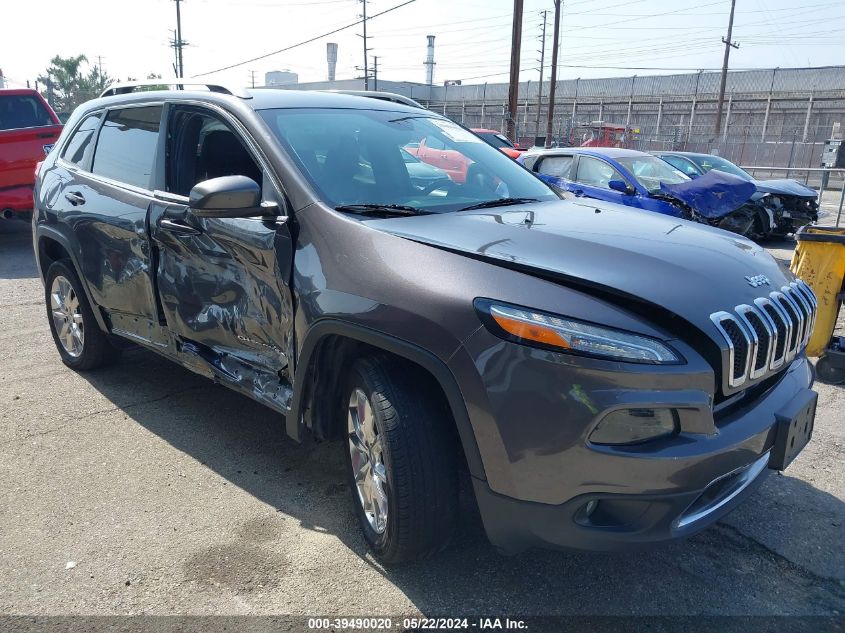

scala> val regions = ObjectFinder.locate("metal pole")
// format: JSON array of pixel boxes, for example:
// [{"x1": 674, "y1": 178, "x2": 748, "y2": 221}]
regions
[
  {"x1": 570, "y1": 78, "x2": 579, "y2": 131},
  {"x1": 714, "y1": 0, "x2": 738, "y2": 135},
  {"x1": 481, "y1": 82, "x2": 487, "y2": 128},
  {"x1": 362, "y1": 0, "x2": 369, "y2": 90},
  {"x1": 722, "y1": 95, "x2": 732, "y2": 142},
  {"x1": 522, "y1": 80, "x2": 530, "y2": 143},
  {"x1": 761, "y1": 68, "x2": 777, "y2": 141},
  {"x1": 837, "y1": 177, "x2": 845, "y2": 227},
  {"x1": 174, "y1": 0, "x2": 184, "y2": 78},
  {"x1": 655, "y1": 96, "x2": 663, "y2": 138},
  {"x1": 372, "y1": 55, "x2": 378, "y2": 91},
  {"x1": 534, "y1": 10, "x2": 548, "y2": 144},
  {"x1": 544, "y1": 0, "x2": 561, "y2": 148},
  {"x1": 802, "y1": 93, "x2": 814, "y2": 142},
  {"x1": 625, "y1": 75, "x2": 635, "y2": 128},
  {"x1": 506, "y1": 0, "x2": 524, "y2": 141}
]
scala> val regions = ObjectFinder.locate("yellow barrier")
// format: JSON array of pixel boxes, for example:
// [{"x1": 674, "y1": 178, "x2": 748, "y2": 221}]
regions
[{"x1": 790, "y1": 226, "x2": 845, "y2": 358}]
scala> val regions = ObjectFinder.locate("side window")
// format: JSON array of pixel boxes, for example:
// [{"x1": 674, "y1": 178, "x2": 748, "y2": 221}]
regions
[
  {"x1": 663, "y1": 156, "x2": 699, "y2": 176},
  {"x1": 61, "y1": 113, "x2": 101, "y2": 168},
  {"x1": 0, "y1": 94, "x2": 54, "y2": 130},
  {"x1": 92, "y1": 106, "x2": 162, "y2": 189},
  {"x1": 536, "y1": 155, "x2": 573, "y2": 179},
  {"x1": 575, "y1": 156, "x2": 624, "y2": 189},
  {"x1": 166, "y1": 109, "x2": 263, "y2": 197}
]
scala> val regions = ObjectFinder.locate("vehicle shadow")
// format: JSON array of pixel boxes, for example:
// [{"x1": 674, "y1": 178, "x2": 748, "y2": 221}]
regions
[
  {"x1": 0, "y1": 222, "x2": 39, "y2": 280},
  {"x1": 77, "y1": 346, "x2": 845, "y2": 617}
]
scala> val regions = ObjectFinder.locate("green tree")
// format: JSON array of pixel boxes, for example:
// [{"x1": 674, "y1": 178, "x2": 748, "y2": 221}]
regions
[{"x1": 37, "y1": 54, "x2": 115, "y2": 115}]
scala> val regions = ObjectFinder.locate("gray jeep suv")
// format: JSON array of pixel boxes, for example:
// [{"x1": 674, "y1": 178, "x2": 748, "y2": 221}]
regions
[{"x1": 33, "y1": 82, "x2": 818, "y2": 563}]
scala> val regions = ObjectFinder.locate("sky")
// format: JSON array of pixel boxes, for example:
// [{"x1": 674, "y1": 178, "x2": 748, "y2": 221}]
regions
[{"x1": 2, "y1": 0, "x2": 844, "y2": 91}]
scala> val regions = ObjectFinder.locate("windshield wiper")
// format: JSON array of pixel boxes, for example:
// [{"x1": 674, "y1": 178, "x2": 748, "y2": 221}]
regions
[
  {"x1": 334, "y1": 204, "x2": 431, "y2": 217},
  {"x1": 457, "y1": 197, "x2": 540, "y2": 212}
]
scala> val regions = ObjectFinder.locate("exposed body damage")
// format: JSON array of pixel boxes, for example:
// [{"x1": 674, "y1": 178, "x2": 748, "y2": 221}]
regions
[
  {"x1": 654, "y1": 152, "x2": 819, "y2": 237},
  {"x1": 33, "y1": 86, "x2": 818, "y2": 562},
  {"x1": 519, "y1": 147, "x2": 762, "y2": 239}
]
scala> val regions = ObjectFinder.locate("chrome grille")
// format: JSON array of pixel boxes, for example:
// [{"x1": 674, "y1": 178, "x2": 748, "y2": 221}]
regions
[{"x1": 709, "y1": 280, "x2": 817, "y2": 390}]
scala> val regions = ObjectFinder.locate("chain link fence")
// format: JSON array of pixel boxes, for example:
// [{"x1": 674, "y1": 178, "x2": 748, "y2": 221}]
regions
[{"x1": 416, "y1": 66, "x2": 845, "y2": 186}]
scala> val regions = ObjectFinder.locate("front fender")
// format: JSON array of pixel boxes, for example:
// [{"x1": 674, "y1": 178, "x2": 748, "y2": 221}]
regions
[{"x1": 288, "y1": 318, "x2": 486, "y2": 480}]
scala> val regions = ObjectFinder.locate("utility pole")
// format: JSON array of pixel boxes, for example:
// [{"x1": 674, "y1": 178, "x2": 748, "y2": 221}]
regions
[
  {"x1": 360, "y1": 0, "x2": 369, "y2": 90},
  {"x1": 372, "y1": 56, "x2": 378, "y2": 91},
  {"x1": 506, "y1": 0, "x2": 524, "y2": 142},
  {"x1": 173, "y1": 0, "x2": 186, "y2": 78},
  {"x1": 534, "y1": 10, "x2": 548, "y2": 145},
  {"x1": 248, "y1": 70, "x2": 257, "y2": 88},
  {"x1": 714, "y1": 0, "x2": 739, "y2": 136},
  {"x1": 545, "y1": 0, "x2": 561, "y2": 148}
]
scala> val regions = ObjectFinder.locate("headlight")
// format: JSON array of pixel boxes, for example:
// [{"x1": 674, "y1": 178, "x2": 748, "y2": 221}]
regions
[{"x1": 476, "y1": 300, "x2": 681, "y2": 364}]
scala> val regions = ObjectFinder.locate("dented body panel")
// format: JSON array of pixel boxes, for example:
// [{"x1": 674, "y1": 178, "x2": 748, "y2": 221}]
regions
[{"x1": 32, "y1": 88, "x2": 818, "y2": 554}]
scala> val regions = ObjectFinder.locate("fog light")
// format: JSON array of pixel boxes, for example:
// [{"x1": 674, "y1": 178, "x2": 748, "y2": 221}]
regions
[{"x1": 589, "y1": 408, "x2": 678, "y2": 445}]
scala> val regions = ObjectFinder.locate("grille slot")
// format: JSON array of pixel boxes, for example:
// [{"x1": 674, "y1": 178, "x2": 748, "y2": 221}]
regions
[
  {"x1": 710, "y1": 283, "x2": 816, "y2": 392},
  {"x1": 737, "y1": 305, "x2": 772, "y2": 379},
  {"x1": 772, "y1": 291, "x2": 801, "y2": 359}
]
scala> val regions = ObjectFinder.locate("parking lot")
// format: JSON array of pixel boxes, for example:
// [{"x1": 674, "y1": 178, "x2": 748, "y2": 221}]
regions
[{"x1": 1, "y1": 217, "x2": 843, "y2": 619}]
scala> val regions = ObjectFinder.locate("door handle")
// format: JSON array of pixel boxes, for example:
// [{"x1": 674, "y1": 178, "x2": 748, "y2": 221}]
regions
[
  {"x1": 572, "y1": 189, "x2": 585, "y2": 197},
  {"x1": 64, "y1": 192, "x2": 85, "y2": 206},
  {"x1": 159, "y1": 218, "x2": 201, "y2": 236}
]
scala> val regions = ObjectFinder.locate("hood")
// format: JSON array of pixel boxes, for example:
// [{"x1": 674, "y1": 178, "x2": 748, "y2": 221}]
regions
[
  {"x1": 657, "y1": 169, "x2": 757, "y2": 219},
  {"x1": 364, "y1": 199, "x2": 791, "y2": 335},
  {"x1": 751, "y1": 178, "x2": 817, "y2": 199}
]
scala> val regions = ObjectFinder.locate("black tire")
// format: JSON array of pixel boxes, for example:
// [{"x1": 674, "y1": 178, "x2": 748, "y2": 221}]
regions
[
  {"x1": 816, "y1": 356, "x2": 845, "y2": 385},
  {"x1": 343, "y1": 355, "x2": 458, "y2": 564},
  {"x1": 44, "y1": 260, "x2": 121, "y2": 371}
]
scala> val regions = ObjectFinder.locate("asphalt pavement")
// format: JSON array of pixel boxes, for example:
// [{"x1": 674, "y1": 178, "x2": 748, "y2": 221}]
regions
[{"x1": 1, "y1": 220, "x2": 843, "y2": 619}]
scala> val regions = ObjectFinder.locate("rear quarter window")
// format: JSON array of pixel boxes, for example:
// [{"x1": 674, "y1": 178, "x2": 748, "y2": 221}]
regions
[
  {"x1": 61, "y1": 114, "x2": 101, "y2": 168},
  {"x1": 91, "y1": 106, "x2": 162, "y2": 189},
  {"x1": 536, "y1": 155, "x2": 573, "y2": 179},
  {"x1": 0, "y1": 94, "x2": 55, "y2": 130}
]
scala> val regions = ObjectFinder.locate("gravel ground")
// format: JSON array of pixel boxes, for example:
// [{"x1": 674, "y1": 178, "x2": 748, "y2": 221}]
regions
[{"x1": 0, "y1": 220, "x2": 843, "y2": 619}]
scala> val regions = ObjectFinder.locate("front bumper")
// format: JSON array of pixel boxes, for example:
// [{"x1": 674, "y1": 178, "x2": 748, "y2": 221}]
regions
[{"x1": 451, "y1": 329, "x2": 815, "y2": 552}]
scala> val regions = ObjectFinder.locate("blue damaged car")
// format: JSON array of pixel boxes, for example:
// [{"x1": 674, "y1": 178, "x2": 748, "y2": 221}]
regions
[
  {"x1": 519, "y1": 147, "x2": 761, "y2": 238},
  {"x1": 653, "y1": 151, "x2": 819, "y2": 237}
]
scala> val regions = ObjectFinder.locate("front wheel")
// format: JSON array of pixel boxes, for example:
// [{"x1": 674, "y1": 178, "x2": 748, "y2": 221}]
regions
[
  {"x1": 44, "y1": 260, "x2": 121, "y2": 370},
  {"x1": 343, "y1": 356, "x2": 458, "y2": 564}
]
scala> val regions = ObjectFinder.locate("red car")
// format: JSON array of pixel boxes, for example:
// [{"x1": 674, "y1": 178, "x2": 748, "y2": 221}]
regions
[
  {"x1": 0, "y1": 89, "x2": 63, "y2": 219},
  {"x1": 471, "y1": 128, "x2": 524, "y2": 159}
]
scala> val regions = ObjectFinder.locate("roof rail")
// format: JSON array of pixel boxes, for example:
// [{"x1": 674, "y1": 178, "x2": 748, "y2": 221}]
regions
[
  {"x1": 100, "y1": 80, "x2": 251, "y2": 99},
  {"x1": 321, "y1": 90, "x2": 426, "y2": 109}
]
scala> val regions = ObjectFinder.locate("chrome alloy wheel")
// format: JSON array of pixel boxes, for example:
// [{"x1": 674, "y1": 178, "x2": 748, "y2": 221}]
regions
[
  {"x1": 50, "y1": 275, "x2": 84, "y2": 358},
  {"x1": 348, "y1": 388, "x2": 389, "y2": 534}
]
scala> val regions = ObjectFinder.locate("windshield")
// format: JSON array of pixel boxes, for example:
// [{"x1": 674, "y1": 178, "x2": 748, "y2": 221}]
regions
[
  {"x1": 616, "y1": 155, "x2": 689, "y2": 192},
  {"x1": 259, "y1": 108, "x2": 556, "y2": 213},
  {"x1": 689, "y1": 155, "x2": 752, "y2": 180}
]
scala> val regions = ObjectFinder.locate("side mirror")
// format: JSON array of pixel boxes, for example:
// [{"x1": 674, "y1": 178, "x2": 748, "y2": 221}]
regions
[
  {"x1": 608, "y1": 179, "x2": 633, "y2": 194},
  {"x1": 189, "y1": 175, "x2": 278, "y2": 218}
]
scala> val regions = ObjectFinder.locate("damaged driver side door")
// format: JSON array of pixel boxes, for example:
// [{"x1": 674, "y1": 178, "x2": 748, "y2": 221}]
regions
[{"x1": 149, "y1": 104, "x2": 295, "y2": 412}]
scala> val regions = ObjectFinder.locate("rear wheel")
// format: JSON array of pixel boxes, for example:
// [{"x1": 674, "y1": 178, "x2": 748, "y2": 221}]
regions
[
  {"x1": 343, "y1": 355, "x2": 458, "y2": 564},
  {"x1": 45, "y1": 260, "x2": 121, "y2": 370}
]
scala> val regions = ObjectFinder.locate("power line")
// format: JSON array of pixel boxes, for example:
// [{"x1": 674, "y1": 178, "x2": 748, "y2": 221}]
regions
[{"x1": 192, "y1": 0, "x2": 416, "y2": 78}]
